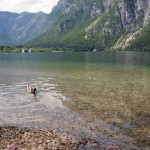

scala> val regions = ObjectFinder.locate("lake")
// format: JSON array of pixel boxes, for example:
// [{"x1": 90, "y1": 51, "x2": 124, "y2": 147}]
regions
[{"x1": 0, "y1": 51, "x2": 150, "y2": 149}]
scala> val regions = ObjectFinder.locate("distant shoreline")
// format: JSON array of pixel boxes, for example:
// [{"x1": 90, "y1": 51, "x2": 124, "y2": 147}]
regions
[{"x1": 0, "y1": 46, "x2": 150, "y2": 53}]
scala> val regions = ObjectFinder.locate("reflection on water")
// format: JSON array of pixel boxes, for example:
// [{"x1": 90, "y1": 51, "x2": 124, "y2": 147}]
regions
[{"x1": 0, "y1": 52, "x2": 150, "y2": 148}]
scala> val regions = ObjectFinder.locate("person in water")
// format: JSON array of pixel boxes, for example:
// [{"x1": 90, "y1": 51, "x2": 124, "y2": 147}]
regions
[{"x1": 27, "y1": 85, "x2": 37, "y2": 96}]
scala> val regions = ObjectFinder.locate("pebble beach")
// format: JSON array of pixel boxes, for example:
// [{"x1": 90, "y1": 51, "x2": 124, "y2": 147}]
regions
[{"x1": 0, "y1": 126, "x2": 106, "y2": 150}]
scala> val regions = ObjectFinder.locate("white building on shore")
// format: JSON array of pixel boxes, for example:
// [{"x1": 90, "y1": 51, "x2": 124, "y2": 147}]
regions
[{"x1": 22, "y1": 48, "x2": 32, "y2": 53}]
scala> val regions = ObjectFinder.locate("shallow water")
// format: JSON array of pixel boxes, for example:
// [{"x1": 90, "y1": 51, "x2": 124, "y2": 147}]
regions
[
  {"x1": 0, "y1": 77, "x2": 133, "y2": 148},
  {"x1": 0, "y1": 52, "x2": 150, "y2": 149}
]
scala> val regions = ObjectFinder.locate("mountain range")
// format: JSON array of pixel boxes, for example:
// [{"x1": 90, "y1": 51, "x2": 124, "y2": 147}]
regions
[
  {"x1": 0, "y1": 0, "x2": 150, "y2": 51},
  {"x1": 0, "y1": 11, "x2": 48, "y2": 46}
]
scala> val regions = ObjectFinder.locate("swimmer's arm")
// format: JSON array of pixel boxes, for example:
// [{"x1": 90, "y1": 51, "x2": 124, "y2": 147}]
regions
[{"x1": 27, "y1": 85, "x2": 30, "y2": 93}]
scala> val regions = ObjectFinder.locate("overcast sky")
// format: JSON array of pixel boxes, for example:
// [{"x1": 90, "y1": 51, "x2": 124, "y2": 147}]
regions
[{"x1": 0, "y1": 0, "x2": 59, "y2": 14}]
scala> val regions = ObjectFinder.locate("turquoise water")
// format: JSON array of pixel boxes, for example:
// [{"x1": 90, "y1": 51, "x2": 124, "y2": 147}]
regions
[{"x1": 0, "y1": 51, "x2": 150, "y2": 148}]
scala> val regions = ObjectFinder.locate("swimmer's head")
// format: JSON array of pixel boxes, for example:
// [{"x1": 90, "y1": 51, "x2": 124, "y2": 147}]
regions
[{"x1": 33, "y1": 88, "x2": 37, "y2": 95}]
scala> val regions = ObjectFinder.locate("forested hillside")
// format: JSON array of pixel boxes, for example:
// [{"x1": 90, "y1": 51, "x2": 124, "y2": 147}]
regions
[
  {"x1": 29, "y1": 0, "x2": 150, "y2": 51},
  {"x1": 1, "y1": 0, "x2": 150, "y2": 51}
]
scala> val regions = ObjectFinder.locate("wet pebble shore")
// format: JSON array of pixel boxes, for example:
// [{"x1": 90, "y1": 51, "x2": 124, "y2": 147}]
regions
[{"x1": 0, "y1": 126, "x2": 104, "y2": 150}]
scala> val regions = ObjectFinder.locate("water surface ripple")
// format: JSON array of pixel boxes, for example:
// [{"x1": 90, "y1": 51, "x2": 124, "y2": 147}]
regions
[
  {"x1": 0, "y1": 52, "x2": 149, "y2": 149},
  {"x1": 0, "y1": 77, "x2": 136, "y2": 149}
]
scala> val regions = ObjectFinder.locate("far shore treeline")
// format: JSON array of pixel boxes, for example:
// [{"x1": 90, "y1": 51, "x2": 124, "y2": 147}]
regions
[
  {"x1": 0, "y1": 45, "x2": 150, "y2": 53},
  {"x1": 0, "y1": 46, "x2": 56, "y2": 53}
]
